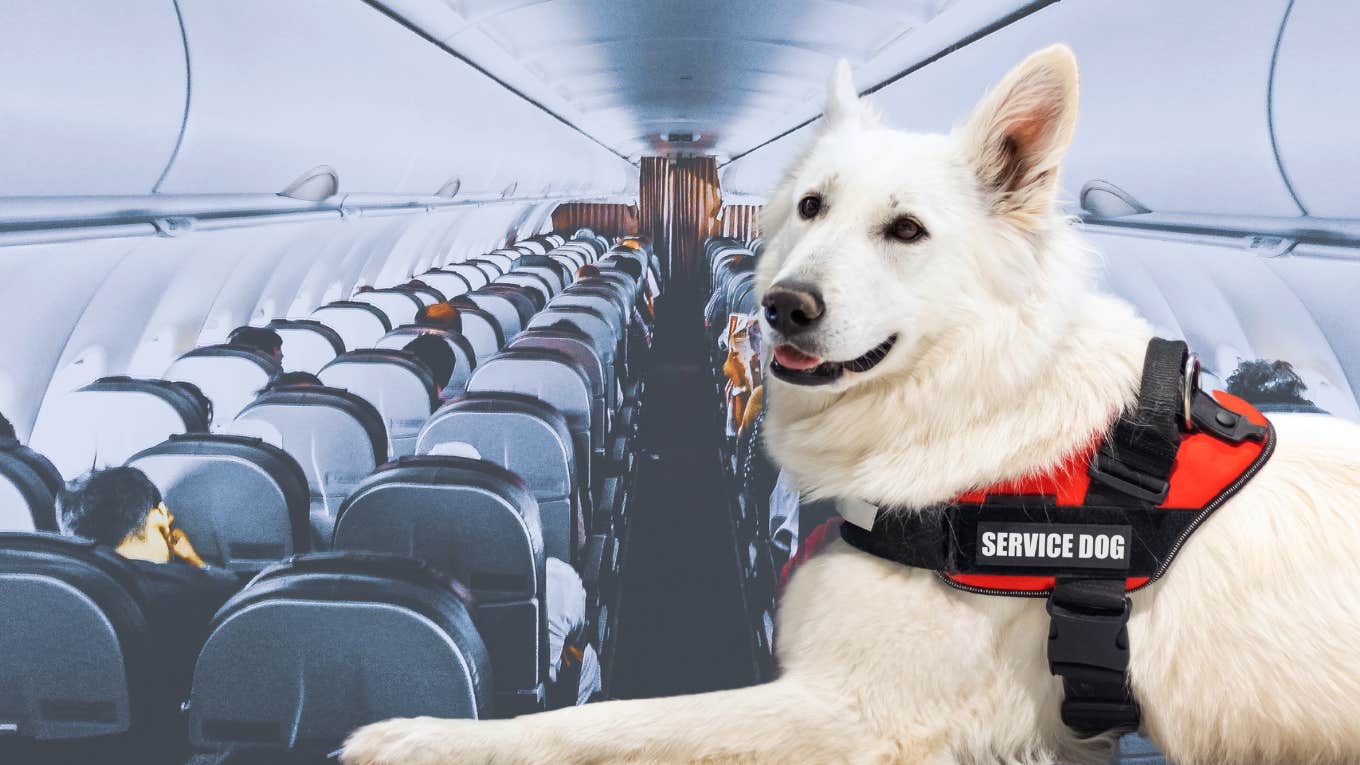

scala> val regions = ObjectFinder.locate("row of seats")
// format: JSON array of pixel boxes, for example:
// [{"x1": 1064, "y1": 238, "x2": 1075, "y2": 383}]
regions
[
  {"x1": 703, "y1": 236, "x2": 786, "y2": 678},
  {"x1": 1, "y1": 229, "x2": 663, "y2": 757}
]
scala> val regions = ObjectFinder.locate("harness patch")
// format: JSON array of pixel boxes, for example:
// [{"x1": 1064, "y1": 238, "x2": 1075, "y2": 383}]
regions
[{"x1": 976, "y1": 522, "x2": 1131, "y2": 570}]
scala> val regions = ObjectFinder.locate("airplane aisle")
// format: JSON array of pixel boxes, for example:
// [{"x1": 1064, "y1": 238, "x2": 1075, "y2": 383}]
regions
[{"x1": 610, "y1": 284, "x2": 760, "y2": 699}]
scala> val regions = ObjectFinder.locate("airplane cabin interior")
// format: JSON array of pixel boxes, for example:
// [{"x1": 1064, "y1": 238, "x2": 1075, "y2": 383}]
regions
[{"x1": 0, "y1": 1, "x2": 1356, "y2": 764}]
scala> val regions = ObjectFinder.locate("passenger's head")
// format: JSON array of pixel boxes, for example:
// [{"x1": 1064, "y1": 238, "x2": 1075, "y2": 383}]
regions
[
  {"x1": 263, "y1": 371, "x2": 324, "y2": 393},
  {"x1": 577, "y1": 265, "x2": 602, "y2": 279},
  {"x1": 403, "y1": 335, "x2": 456, "y2": 394},
  {"x1": 172, "y1": 381, "x2": 214, "y2": 429},
  {"x1": 58, "y1": 467, "x2": 173, "y2": 562},
  {"x1": 354, "y1": 284, "x2": 375, "y2": 295},
  {"x1": 228, "y1": 326, "x2": 284, "y2": 365},
  {"x1": 0, "y1": 411, "x2": 14, "y2": 441},
  {"x1": 1225, "y1": 359, "x2": 1316, "y2": 408},
  {"x1": 415, "y1": 302, "x2": 460, "y2": 331}
]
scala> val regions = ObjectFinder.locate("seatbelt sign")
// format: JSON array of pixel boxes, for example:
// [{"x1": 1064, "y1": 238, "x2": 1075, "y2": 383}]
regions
[{"x1": 976, "y1": 522, "x2": 1132, "y2": 569}]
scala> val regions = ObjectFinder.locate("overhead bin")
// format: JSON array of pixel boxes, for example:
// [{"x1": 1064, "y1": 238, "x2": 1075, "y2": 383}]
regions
[
  {"x1": 0, "y1": 1, "x2": 185, "y2": 195},
  {"x1": 722, "y1": 0, "x2": 1301, "y2": 219},
  {"x1": 160, "y1": 0, "x2": 635, "y2": 198},
  {"x1": 1270, "y1": 3, "x2": 1360, "y2": 219}
]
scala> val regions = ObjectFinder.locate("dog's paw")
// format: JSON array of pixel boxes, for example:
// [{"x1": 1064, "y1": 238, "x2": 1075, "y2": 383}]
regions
[{"x1": 339, "y1": 716, "x2": 490, "y2": 765}]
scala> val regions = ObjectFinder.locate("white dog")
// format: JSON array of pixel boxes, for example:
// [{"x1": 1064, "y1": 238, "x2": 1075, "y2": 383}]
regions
[{"x1": 342, "y1": 46, "x2": 1360, "y2": 765}]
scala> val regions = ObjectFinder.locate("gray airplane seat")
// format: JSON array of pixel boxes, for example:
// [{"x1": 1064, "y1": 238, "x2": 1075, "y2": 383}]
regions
[
  {"x1": 165, "y1": 344, "x2": 283, "y2": 428},
  {"x1": 332, "y1": 456, "x2": 549, "y2": 713},
  {"x1": 226, "y1": 387, "x2": 387, "y2": 544},
  {"x1": 30, "y1": 376, "x2": 211, "y2": 480},
  {"x1": 527, "y1": 306, "x2": 622, "y2": 388},
  {"x1": 495, "y1": 271, "x2": 554, "y2": 306},
  {"x1": 351, "y1": 287, "x2": 423, "y2": 328},
  {"x1": 446, "y1": 298, "x2": 506, "y2": 360},
  {"x1": 406, "y1": 282, "x2": 447, "y2": 306},
  {"x1": 318, "y1": 349, "x2": 438, "y2": 458},
  {"x1": 310, "y1": 301, "x2": 392, "y2": 350},
  {"x1": 418, "y1": 392, "x2": 580, "y2": 563},
  {"x1": 376, "y1": 326, "x2": 477, "y2": 392},
  {"x1": 466, "y1": 258, "x2": 504, "y2": 280},
  {"x1": 513, "y1": 254, "x2": 569, "y2": 294},
  {"x1": 480, "y1": 284, "x2": 541, "y2": 324},
  {"x1": 444, "y1": 262, "x2": 490, "y2": 290},
  {"x1": 464, "y1": 288, "x2": 525, "y2": 339},
  {"x1": 481, "y1": 250, "x2": 520, "y2": 274},
  {"x1": 564, "y1": 280, "x2": 631, "y2": 325},
  {"x1": 467, "y1": 349, "x2": 596, "y2": 503},
  {"x1": 266, "y1": 319, "x2": 346, "y2": 374},
  {"x1": 0, "y1": 532, "x2": 152, "y2": 742},
  {"x1": 0, "y1": 435, "x2": 61, "y2": 532},
  {"x1": 420, "y1": 268, "x2": 473, "y2": 299},
  {"x1": 510, "y1": 330, "x2": 609, "y2": 435},
  {"x1": 189, "y1": 551, "x2": 491, "y2": 753},
  {"x1": 127, "y1": 433, "x2": 310, "y2": 574},
  {"x1": 551, "y1": 291, "x2": 625, "y2": 346}
]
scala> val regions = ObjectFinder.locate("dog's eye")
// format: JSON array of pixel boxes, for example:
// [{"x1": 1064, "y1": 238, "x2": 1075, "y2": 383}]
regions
[
  {"x1": 797, "y1": 195, "x2": 822, "y2": 219},
  {"x1": 888, "y1": 216, "x2": 926, "y2": 243}
]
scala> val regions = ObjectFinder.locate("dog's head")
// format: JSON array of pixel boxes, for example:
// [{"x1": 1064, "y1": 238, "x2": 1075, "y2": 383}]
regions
[{"x1": 757, "y1": 45, "x2": 1082, "y2": 397}]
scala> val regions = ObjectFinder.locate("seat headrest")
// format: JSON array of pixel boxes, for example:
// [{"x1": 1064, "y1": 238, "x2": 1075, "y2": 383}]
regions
[
  {"x1": 166, "y1": 345, "x2": 283, "y2": 426},
  {"x1": 267, "y1": 319, "x2": 346, "y2": 374},
  {"x1": 233, "y1": 386, "x2": 388, "y2": 474},
  {"x1": 192, "y1": 550, "x2": 490, "y2": 750},
  {"x1": 30, "y1": 377, "x2": 210, "y2": 479},
  {"x1": 127, "y1": 433, "x2": 311, "y2": 571},
  {"x1": 0, "y1": 532, "x2": 151, "y2": 740},
  {"x1": 320, "y1": 349, "x2": 439, "y2": 410},
  {"x1": 334, "y1": 455, "x2": 542, "y2": 598},
  {"x1": 0, "y1": 443, "x2": 60, "y2": 532}
]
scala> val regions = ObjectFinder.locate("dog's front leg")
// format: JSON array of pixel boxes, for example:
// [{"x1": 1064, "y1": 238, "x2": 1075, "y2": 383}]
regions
[{"x1": 339, "y1": 677, "x2": 885, "y2": 765}]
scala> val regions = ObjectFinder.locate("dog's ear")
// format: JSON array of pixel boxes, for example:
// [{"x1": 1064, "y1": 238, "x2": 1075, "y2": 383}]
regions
[
  {"x1": 824, "y1": 59, "x2": 877, "y2": 131},
  {"x1": 959, "y1": 45, "x2": 1079, "y2": 226}
]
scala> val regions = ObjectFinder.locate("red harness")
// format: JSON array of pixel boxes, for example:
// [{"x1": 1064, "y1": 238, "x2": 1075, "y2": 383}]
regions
[
  {"x1": 944, "y1": 389, "x2": 1271, "y2": 595},
  {"x1": 827, "y1": 339, "x2": 1274, "y2": 736}
]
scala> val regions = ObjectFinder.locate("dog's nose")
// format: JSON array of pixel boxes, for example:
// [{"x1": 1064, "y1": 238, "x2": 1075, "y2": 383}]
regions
[{"x1": 762, "y1": 284, "x2": 825, "y2": 336}]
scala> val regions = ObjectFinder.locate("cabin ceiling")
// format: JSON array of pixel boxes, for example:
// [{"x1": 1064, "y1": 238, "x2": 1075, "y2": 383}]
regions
[{"x1": 379, "y1": 0, "x2": 960, "y2": 162}]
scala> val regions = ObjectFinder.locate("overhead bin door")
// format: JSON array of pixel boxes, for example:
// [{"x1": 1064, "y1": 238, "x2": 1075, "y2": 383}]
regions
[
  {"x1": 1270, "y1": 3, "x2": 1360, "y2": 219},
  {"x1": 0, "y1": 1, "x2": 186, "y2": 195},
  {"x1": 723, "y1": 0, "x2": 1300, "y2": 219}
]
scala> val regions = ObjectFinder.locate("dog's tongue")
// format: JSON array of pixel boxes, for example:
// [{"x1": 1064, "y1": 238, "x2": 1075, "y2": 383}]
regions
[{"x1": 774, "y1": 344, "x2": 822, "y2": 371}]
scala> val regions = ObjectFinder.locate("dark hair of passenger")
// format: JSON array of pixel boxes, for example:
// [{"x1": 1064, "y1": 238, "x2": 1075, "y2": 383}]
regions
[
  {"x1": 172, "y1": 381, "x2": 214, "y2": 427},
  {"x1": 0, "y1": 411, "x2": 14, "y2": 441},
  {"x1": 264, "y1": 371, "x2": 324, "y2": 392},
  {"x1": 403, "y1": 335, "x2": 456, "y2": 390},
  {"x1": 415, "y1": 302, "x2": 459, "y2": 330},
  {"x1": 577, "y1": 264, "x2": 602, "y2": 279},
  {"x1": 1225, "y1": 359, "x2": 1314, "y2": 406},
  {"x1": 407, "y1": 279, "x2": 432, "y2": 291},
  {"x1": 57, "y1": 466, "x2": 162, "y2": 547},
  {"x1": 228, "y1": 326, "x2": 284, "y2": 358},
  {"x1": 354, "y1": 284, "x2": 375, "y2": 295}
]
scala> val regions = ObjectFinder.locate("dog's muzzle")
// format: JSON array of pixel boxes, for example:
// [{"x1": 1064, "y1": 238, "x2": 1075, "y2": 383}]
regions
[{"x1": 769, "y1": 335, "x2": 898, "y2": 386}]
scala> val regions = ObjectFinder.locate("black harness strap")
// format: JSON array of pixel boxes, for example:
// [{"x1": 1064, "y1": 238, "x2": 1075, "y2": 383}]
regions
[{"x1": 839, "y1": 339, "x2": 1271, "y2": 738}]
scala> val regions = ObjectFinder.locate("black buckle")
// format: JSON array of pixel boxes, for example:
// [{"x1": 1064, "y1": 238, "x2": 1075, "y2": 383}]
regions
[
  {"x1": 1060, "y1": 698, "x2": 1142, "y2": 736},
  {"x1": 1088, "y1": 452, "x2": 1169, "y2": 505},
  {"x1": 1046, "y1": 593, "x2": 1131, "y2": 675}
]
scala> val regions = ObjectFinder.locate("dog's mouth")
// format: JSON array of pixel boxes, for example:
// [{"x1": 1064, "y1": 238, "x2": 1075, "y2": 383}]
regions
[{"x1": 770, "y1": 335, "x2": 898, "y2": 386}]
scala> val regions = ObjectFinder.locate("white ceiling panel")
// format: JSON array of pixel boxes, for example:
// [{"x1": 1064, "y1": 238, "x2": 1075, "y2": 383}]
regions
[{"x1": 378, "y1": 0, "x2": 1016, "y2": 160}]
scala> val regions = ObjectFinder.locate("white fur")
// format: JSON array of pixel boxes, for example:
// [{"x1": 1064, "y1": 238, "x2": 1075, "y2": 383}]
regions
[{"x1": 341, "y1": 47, "x2": 1360, "y2": 765}]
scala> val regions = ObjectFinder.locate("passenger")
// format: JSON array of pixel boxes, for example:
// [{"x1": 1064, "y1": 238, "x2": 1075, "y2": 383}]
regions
[
  {"x1": 56, "y1": 467, "x2": 240, "y2": 693},
  {"x1": 546, "y1": 557, "x2": 602, "y2": 705},
  {"x1": 263, "y1": 370, "x2": 325, "y2": 392},
  {"x1": 171, "y1": 380, "x2": 214, "y2": 428},
  {"x1": 403, "y1": 335, "x2": 458, "y2": 401},
  {"x1": 1224, "y1": 358, "x2": 1328, "y2": 414},
  {"x1": 227, "y1": 325, "x2": 285, "y2": 366},
  {"x1": 415, "y1": 301, "x2": 460, "y2": 331},
  {"x1": 576, "y1": 264, "x2": 602, "y2": 280}
]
